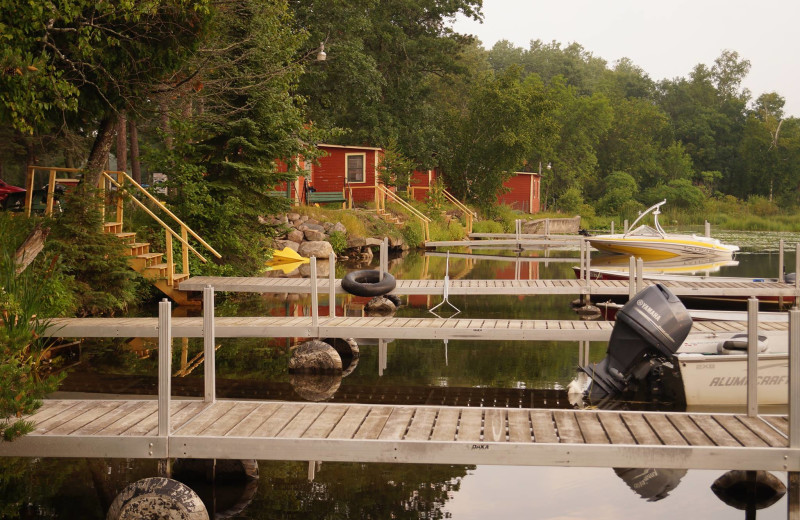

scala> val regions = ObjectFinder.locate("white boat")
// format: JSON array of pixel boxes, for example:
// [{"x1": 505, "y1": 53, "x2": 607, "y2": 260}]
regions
[
  {"x1": 587, "y1": 200, "x2": 739, "y2": 259},
  {"x1": 675, "y1": 351, "x2": 788, "y2": 407}
]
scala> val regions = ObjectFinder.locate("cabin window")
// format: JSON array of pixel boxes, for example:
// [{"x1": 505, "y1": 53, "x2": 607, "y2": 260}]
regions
[{"x1": 346, "y1": 154, "x2": 365, "y2": 183}]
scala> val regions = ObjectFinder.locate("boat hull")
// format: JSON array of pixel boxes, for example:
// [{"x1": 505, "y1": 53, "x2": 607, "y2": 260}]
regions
[
  {"x1": 675, "y1": 353, "x2": 788, "y2": 406},
  {"x1": 588, "y1": 236, "x2": 736, "y2": 259}
]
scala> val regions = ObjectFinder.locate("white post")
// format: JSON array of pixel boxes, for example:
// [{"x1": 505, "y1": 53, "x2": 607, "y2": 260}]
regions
[
  {"x1": 636, "y1": 257, "x2": 644, "y2": 294},
  {"x1": 704, "y1": 220, "x2": 710, "y2": 238},
  {"x1": 747, "y1": 297, "x2": 759, "y2": 417},
  {"x1": 796, "y1": 244, "x2": 800, "y2": 291},
  {"x1": 158, "y1": 299, "x2": 172, "y2": 437},
  {"x1": 585, "y1": 243, "x2": 591, "y2": 290},
  {"x1": 779, "y1": 239, "x2": 785, "y2": 283},
  {"x1": 623, "y1": 219, "x2": 629, "y2": 233},
  {"x1": 544, "y1": 218, "x2": 550, "y2": 237},
  {"x1": 789, "y1": 309, "x2": 799, "y2": 448},
  {"x1": 381, "y1": 237, "x2": 388, "y2": 278},
  {"x1": 789, "y1": 310, "x2": 800, "y2": 520},
  {"x1": 329, "y1": 253, "x2": 336, "y2": 317},
  {"x1": 378, "y1": 338, "x2": 386, "y2": 376},
  {"x1": 628, "y1": 256, "x2": 636, "y2": 300},
  {"x1": 310, "y1": 257, "x2": 319, "y2": 328},
  {"x1": 610, "y1": 221, "x2": 614, "y2": 235},
  {"x1": 203, "y1": 286, "x2": 216, "y2": 403}
]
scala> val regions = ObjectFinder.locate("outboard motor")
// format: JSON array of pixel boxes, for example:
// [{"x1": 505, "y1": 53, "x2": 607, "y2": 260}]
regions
[{"x1": 579, "y1": 284, "x2": 693, "y2": 400}]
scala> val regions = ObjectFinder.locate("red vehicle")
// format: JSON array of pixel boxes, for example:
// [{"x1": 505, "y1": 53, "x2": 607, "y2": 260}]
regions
[{"x1": 0, "y1": 179, "x2": 26, "y2": 209}]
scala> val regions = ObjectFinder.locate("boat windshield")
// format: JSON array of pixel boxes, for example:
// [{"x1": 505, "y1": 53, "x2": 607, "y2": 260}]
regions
[{"x1": 624, "y1": 199, "x2": 667, "y2": 239}]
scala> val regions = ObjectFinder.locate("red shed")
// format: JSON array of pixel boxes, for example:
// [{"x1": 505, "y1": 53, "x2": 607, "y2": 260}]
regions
[
  {"x1": 312, "y1": 144, "x2": 383, "y2": 204},
  {"x1": 497, "y1": 172, "x2": 541, "y2": 214}
]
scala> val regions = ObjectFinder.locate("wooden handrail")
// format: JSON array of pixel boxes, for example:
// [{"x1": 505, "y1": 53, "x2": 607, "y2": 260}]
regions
[
  {"x1": 376, "y1": 184, "x2": 430, "y2": 242},
  {"x1": 102, "y1": 171, "x2": 221, "y2": 259},
  {"x1": 442, "y1": 189, "x2": 477, "y2": 219}
]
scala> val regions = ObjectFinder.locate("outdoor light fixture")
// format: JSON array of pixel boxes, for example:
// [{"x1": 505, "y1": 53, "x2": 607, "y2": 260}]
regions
[{"x1": 316, "y1": 42, "x2": 327, "y2": 62}]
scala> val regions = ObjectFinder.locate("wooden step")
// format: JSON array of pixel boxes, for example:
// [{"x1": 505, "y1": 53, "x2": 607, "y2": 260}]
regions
[
  {"x1": 115, "y1": 232, "x2": 137, "y2": 244},
  {"x1": 127, "y1": 242, "x2": 151, "y2": 256},
  {"x1": 103, "y1": 221, "x2": 123, "y2": 234},
  {"x1": 128, "y1": 252, "x2": 163, "y2": 272}
]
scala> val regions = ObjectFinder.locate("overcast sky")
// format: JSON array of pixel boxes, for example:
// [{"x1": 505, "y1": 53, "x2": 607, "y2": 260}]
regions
[{"x1": 453, "y1": 0, "x2": 799, "y2": 117}]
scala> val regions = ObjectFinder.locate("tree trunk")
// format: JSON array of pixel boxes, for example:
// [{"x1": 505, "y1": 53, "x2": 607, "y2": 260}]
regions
[
  {"x1": 128, "y1": 119, "x2": 141, "y2": 184},
  {"x1": 116, "y1": 111, "x2": 128, "y2": 173},
  {"x1": 84, "y1": 116, "x2": 116, "y2": 189}
]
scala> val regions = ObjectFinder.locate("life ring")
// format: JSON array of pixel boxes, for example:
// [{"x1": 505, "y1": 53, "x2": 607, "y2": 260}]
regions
[{"x1": 341, "y1": 269, "x2": 396, "y2": 297}]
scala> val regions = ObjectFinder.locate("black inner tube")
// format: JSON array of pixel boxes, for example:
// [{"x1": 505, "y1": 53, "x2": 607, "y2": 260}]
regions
[{"x1": 341, "y1": 269, "x2": 396, "y2": 297}]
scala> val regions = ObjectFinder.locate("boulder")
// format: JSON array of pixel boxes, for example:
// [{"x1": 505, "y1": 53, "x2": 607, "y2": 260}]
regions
[
  {"x1": 304, "y1": 222, "x2": 326, "y2": 233},
  {"x1": 291, "y1": 219, "x2": 303, "y2": 227},
  {"x1": 388, "y1": 236, "x2": 404, "y2": 248},
  {"x1": 298, "y1": 240, "x2": 335, "y2": 259},
  {"x1": 332, "y1": 222, "x2": 347, "y2": 233},
  {"x1": 287, "y1": 212, "x2": 300, "y2": 222},
  {"x1": 365, "y1": 237, "x2": 383, "y2": 247},
  {"x1": 299, "y1": 260, "x2": 330, "y2": 277},
  {"x1": 303, "y1": 229, "x2": 327, "y2": 241},
  {"x1": 347, "y1": 236, "x2": 367, "y2": 248},
  {"x1": 272, "y1": 240, "x2": 299, "y2": 252},
  {"x1": 365, "y1": 296, "x2": 397, "y2": 316},
  {"x1": 289, "y1": 340, "x2": 342, "y2": 374},
  {"x1": 287, "y1": 229, "x2": 304, "y2": 243}
]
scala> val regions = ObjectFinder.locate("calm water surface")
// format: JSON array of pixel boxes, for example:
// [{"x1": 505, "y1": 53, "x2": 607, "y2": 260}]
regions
[{"x1": 2, "y1": 231, "x2": 795, "y2": 518}]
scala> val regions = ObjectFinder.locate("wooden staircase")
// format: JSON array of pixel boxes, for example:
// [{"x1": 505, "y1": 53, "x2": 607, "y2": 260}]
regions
[
  {"x1": 27, "y1": 166, "x2": 220, "y2": 307},
  {"x1": 103, "y1": 221, "x2": 195, "y2": 305}
]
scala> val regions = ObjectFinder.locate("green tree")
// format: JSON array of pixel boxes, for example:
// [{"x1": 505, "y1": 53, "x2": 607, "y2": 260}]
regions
[{"x1": 438, "y1": 67, "x2": 557, "y2": 210}]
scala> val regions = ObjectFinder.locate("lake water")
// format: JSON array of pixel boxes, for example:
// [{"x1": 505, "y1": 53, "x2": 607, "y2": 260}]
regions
[{"x1": 2, "y1": 231, "x2": 796, "y2": 519}]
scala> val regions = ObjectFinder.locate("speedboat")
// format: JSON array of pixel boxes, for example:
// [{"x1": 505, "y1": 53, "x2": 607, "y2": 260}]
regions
[{"x1": 587, "y1": 200, "x2": 739, "y2": 258}]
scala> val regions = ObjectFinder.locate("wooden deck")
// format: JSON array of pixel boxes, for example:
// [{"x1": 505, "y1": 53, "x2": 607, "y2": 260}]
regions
[
  {"x1": 1, "y1": 399, "x2": 794, "y2": 471},
  {"x1": 42, "y1": 316, "x2": 786, "y2": 341},
  {"x1": 180, "y1": 276, "x2": 799, "y2": 298}
]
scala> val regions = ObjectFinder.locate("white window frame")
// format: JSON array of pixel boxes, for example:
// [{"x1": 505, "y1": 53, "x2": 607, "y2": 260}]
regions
[{"x1": 345, "y1": 153, "x2": 366, "y2": 184}]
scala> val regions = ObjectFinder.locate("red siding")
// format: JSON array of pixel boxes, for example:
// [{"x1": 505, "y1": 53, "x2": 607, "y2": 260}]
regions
[
  {"x1": 409, "y1": 169, "x2": 435, "y2": 202},
  {"x1": 497, "y1": 173, "x2": 540, "y2": 214},
  {"x1": 312, "y1": 146, "x2": 382, "y2": 203}
]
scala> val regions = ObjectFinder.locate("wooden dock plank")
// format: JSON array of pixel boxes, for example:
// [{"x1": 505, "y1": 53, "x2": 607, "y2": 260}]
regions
[
  {"x1": 596, "y1": 413, "x2": 635, "y2": 445},
  {"x1": 666, "y1": 414, "x2": 712, "y2": 446},
  {"x1": 97, "y1": 402, "x2": 158, "y2": 436},
  {"x1": 530, "y1": 411, "x2": 558, "y2": 443},
  {"x1": 46, "y1": 401, "x2": 124, "y2": 436},
  {"x1": 355, "y1": 407, "x2": 393, "y2": 440},
  {"x1": 328, "y1": 405, "x2": 370, "y2": 439},
  {"x1": 763, "y1": 416, "x2": 788, "y2": 437},
  {"x1": 507, "y1": 410, "x2": 531, "y2": 443},
  {"x1": 224, "y1": 402, "x2": 282, "y2": 437},
  {"x1": 301, "y1": 405, "x2": 348, "y2": 439},
  {"x1": 457, "y1": 409, "x2": 483, "y2": 442},
  {"x1": 431, "y1": 408, "x2": 460, "y2": 441},
  {"x1": 714, "y1": 415, "x2": 768, "y2": 448},
  {"x1": 70, "y1": 401, "x2": 149, "y2": 436},
  {"x1": 553, "y1": 411, "x2": 583, "y2": 444},
  {"x1": 690, "y1": 414, "x2": 741, "y2": 447},
  {"x1": 175, "y1": 401, "x2": 239, "y2": 436},
  {"x1": 620, "y1": 413, "x2": 660, "y2": 445},
  {"x1": 278, "y1": 405, "x2": 325, "y2": 438},
  {"x1": 644, "y1": 414, "x2": 687, "y2": 446},
  {"x1": 404, "y1": 408, "x2": 437, "y2": 440},
  {"x1": 250, "y1": 403, "x2": 303, "y2": 438},
  {"x1": 35, "y1": 401, "x2": 99, "y2": 434},
  {"x1": 575, "y1": 412, "x2": 609, "y2": 444},
  {"x1": 483, "y1": 409, "x2": 507, "y2": 442},
  {"x1": 378, "y1": 407, "x2": 415, "y2": 440},
  {"x1": 736, "y1": 416, "x2": 788, "y2": 447}
]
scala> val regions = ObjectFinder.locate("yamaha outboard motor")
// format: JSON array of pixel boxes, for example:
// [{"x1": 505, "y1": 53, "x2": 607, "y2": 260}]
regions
[{"x1": 579, "y1": 284, "x2": 692, "y2": 400}]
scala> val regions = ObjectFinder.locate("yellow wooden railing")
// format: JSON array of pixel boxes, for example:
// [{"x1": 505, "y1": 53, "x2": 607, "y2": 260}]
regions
[
  {"x1": 26, "y1": 166, "x2": 220, "y2": 291},
  {"x1": 442, "y1": 189, "x2": 477, "y2": 234},
  {"x1": 375, "y1": 183, "x2": 430, "y2": 242}
]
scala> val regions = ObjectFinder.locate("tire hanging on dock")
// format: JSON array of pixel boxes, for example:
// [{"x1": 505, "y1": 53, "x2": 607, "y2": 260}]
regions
[
  {"x1": 341, "y1": 270, "x2": 396, "y2": 297},
  {"x1": 107, "y1": 477, "x2": 209, "y2": 520}
]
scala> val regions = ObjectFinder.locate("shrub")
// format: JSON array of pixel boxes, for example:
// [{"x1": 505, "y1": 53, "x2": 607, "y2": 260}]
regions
[{"x1": 328, "y1": 230, "x2": 347, "y2": 255}]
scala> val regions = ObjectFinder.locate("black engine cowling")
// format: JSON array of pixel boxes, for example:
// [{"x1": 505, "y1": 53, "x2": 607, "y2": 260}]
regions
[{"x1": 580, "y1": 284, "x2": 693, "y2": 400}]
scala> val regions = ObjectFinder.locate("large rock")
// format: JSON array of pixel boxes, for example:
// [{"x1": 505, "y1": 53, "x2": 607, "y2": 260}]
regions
[
  {"x1": 365, "y1": 237, "x2": 384, "y2": 246},
  {"x1": 347, "y1": 236, "x2": 367, "y2": 248},
  {"x1": 303, "y1": 229, "x2": 327, "y2": 241},
  {"x1": 298, "y1": 240, "x2": 334, "y2": 259},
  {"x1": 299, "y1": 260, "x2": 330, "y2": 277},
  {"x1": 305, "y1": 222, "x2": 325, "y2": 233},
  {"x1": 388, "y1": 236, "x2": 404, "y2": 247},
  {"x1": 287, "y1": 212, "x2": 300, "y2": 222},
  {"x1": 332, "y1": 222, "x2": 347, "y2": 233},
  {"x1": 287, "y1": 229, "x2": 304, "y2": 243},
  {"x1": 289, "y1": 340, "x2": 342, "y2": 374},
  {"x1": 273, "y1": 240, "x2": 298, "y2": 252}
]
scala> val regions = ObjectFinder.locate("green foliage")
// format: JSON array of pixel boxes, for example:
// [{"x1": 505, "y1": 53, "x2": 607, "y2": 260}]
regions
[
  {"x1": 598, "y1": 171, "x2": 639, "y2": 215},
  {"x1": 426, "y1": 178, "x2": 447, "y2": 214},
  {"x1": 472, "y1": 219, "x2": 505, "y2": 234},
  {"x1": 377, "y1": 138, "x2": 416, "y2": 188},
  {"x1": 556, "y1": 187, "x2": 584, "y2": 213},
  {"x1": 400, "y1": 220, "x2": 425, "y2": 249},
  {"x1": 327, "y1": 230, "x2": 347, "y2": 255},
  {"x1": 48, "y1": 190, "x2": 137, "y2": 315},
  {"x1": 0, "y1": 217, "x2": 70, "y2": 442}
]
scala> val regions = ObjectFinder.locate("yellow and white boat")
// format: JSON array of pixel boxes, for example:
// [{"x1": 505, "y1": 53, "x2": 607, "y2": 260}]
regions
[{"x1": 587, "y1": 200, "x2": 738, "y2": 259}]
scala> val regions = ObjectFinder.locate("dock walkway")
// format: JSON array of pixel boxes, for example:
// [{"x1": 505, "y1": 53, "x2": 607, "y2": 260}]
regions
[
  {"x1": 42, "y1": 315, "x2": 787, "y2": 341},
  {"x1": 2, "y1": 398, "x2": 794, "y2": 471},
  {"x1": 180, "y1": 276, "x2": 799, "y2": 298}
]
